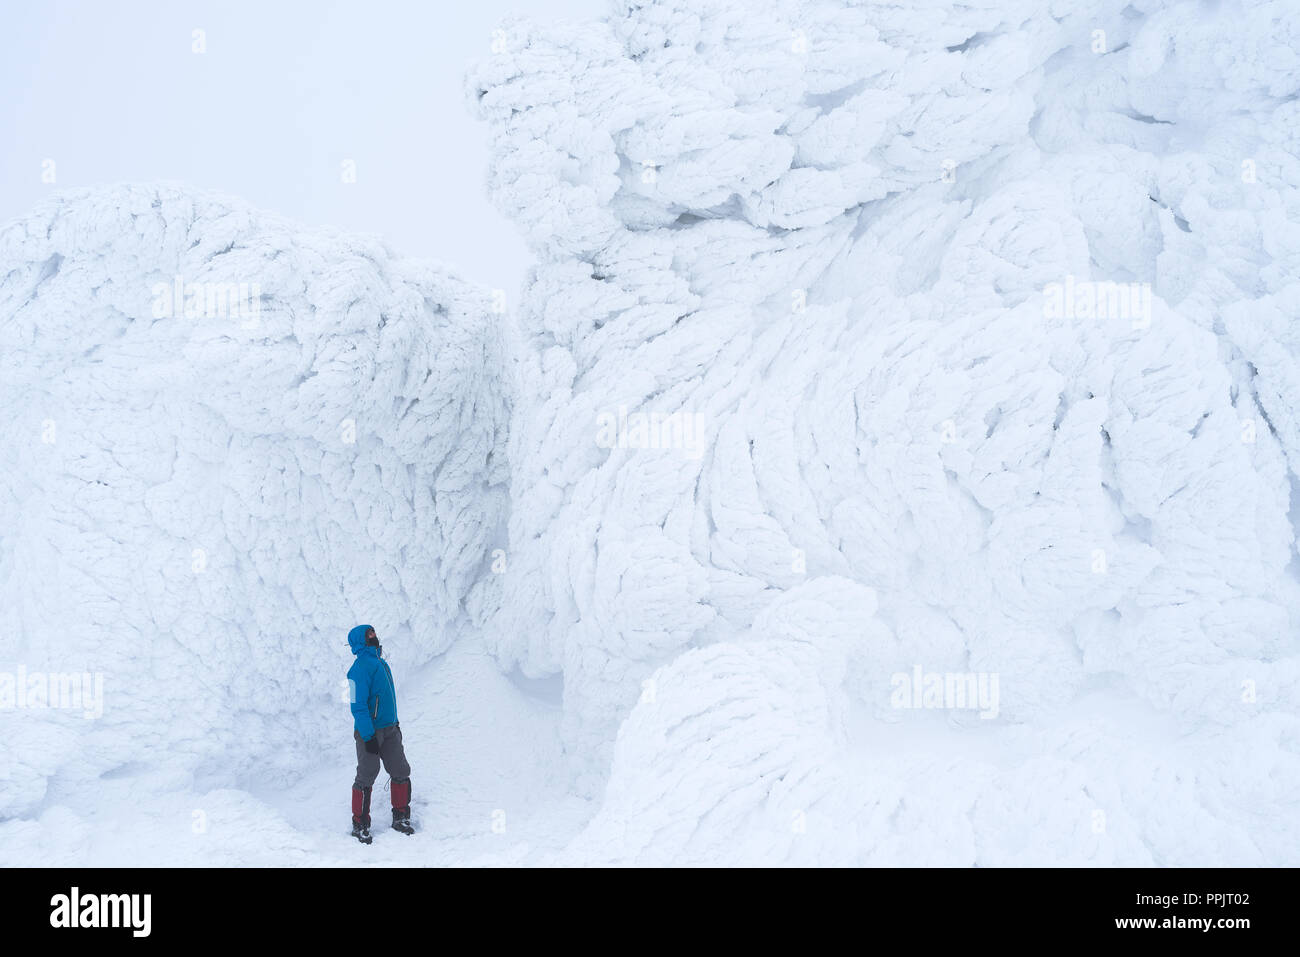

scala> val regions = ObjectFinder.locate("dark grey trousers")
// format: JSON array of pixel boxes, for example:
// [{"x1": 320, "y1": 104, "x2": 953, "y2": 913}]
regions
[{"x1": 353, "y1": 723, "x2": 411, "y2": 789}]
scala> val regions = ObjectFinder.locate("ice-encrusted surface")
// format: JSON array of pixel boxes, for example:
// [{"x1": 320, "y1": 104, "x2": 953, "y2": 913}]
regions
[
  {"x1": 470, "y1": 0, "x2": 1300, "y2": 863},
  {"x1": 0, "y1": 184, "x2": 510, "y2": 822}
]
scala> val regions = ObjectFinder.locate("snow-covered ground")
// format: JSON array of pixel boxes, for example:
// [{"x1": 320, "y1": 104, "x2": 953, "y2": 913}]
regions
[{"x1": 2, "y1": 0, "x2": 1299, "y2": 865}]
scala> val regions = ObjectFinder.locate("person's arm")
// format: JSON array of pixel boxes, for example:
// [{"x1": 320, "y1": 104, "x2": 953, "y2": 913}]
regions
[{"x1": 347, "y1": 661, "x2": 376, "y2": 741}]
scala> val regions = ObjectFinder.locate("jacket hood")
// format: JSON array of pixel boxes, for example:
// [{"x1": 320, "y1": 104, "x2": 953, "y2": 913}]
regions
[{"x1": 347, "y1": 624, "x2": 373, "y2": 655}]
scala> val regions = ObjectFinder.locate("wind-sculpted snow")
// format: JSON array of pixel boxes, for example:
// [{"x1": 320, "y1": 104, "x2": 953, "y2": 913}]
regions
[
  {"x1": 472, "y1": 0, "x2": 1300, "y2": 863},
  {"x1": 0, "y1": 185, "x2": 509, "y2": 819}
]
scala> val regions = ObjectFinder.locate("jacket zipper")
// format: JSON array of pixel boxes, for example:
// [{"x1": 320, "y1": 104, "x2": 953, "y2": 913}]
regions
[
  {"x1": 380, "y1": 661, "x2": 396, "y2": 725},
  {"x1": 369, "y1": 658, "x2": 395, "y2": 723},
  {"x1": 381, "y1": 661, "x2": 396, "y2": 708}
]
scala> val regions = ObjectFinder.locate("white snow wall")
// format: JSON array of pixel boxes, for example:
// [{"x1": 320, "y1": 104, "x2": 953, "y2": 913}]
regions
[
  {"x1": 469, "y1": 0, "x2": 1300, "y2": 863},
  {"x1": 0, "y1": 184, "x2": 510, "y2": 817}
]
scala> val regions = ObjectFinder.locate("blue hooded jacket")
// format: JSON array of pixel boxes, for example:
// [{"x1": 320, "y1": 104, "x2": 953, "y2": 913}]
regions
[{"x1": 347, "y1": 624, "x2": 398, "y2": 741}]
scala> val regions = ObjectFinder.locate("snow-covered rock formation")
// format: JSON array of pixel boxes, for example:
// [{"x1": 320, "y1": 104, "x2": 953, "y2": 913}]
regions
[
  {"x1": 471, "y1": 0, "x2": 1300, "y2": 863},
  {"x1": 0, "y1": 184, "x2": 510, "y2": 819}
]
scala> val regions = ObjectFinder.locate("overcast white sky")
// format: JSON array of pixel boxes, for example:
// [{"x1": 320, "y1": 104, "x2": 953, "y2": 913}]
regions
[{"x1": 0, "y1": 0, "x2": 606, "y2": 299}]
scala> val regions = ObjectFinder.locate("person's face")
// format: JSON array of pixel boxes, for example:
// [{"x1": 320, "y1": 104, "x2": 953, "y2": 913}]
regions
[{"x1": 366, "y1": 627, "x2": 378, "y2": 645}]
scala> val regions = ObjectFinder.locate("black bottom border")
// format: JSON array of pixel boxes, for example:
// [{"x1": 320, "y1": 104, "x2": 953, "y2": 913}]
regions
[{"x1": 0, "y1": 865, "x2": 1284, "y2": 944}]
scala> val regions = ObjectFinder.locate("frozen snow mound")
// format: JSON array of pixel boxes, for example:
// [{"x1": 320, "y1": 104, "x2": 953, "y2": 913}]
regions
[
  {"x1": 472, "y1": 0, "x2": 1300, "y2": 862},
  {"x1": 0, "y1": 184, "x2": 510, "y2": 818}
]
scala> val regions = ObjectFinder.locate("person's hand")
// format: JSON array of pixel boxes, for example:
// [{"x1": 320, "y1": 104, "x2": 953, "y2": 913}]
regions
[{"x1": 364, "y1": 736, "x2": 380, "y2": 755}]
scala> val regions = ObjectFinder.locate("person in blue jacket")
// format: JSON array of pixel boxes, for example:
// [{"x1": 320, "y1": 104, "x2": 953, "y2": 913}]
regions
[{"x1": 347, "y1": 624, "x2": 413, "y2": 843}]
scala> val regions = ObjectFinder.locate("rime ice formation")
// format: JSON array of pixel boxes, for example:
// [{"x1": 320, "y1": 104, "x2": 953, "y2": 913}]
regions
[
  {"x1": 470, "y1": 0, "x2": 1300, "y2": 863},
  {"x1": 0, "y1": 184, "x2": 510, "y2": 822},
  {"x1": 1, "y1": 0, "x2": 1298, "y2": 867}
]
